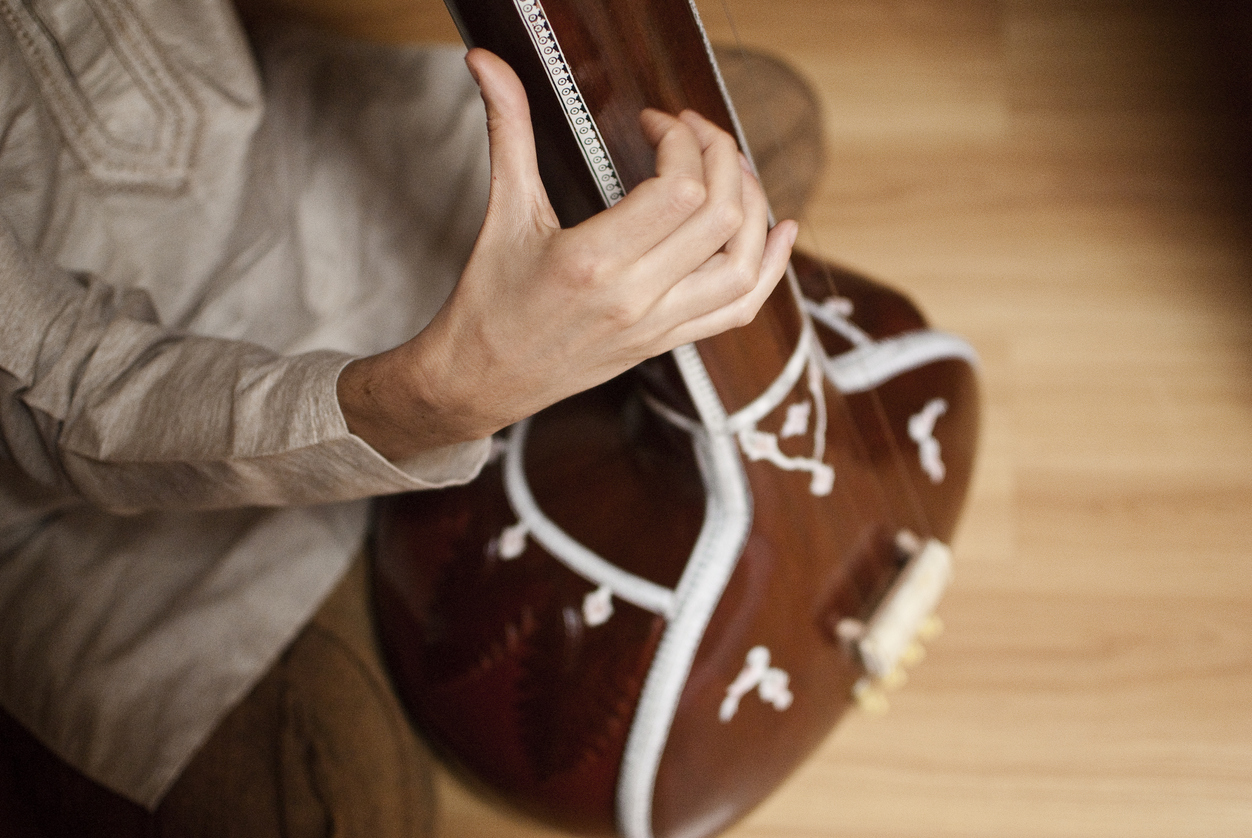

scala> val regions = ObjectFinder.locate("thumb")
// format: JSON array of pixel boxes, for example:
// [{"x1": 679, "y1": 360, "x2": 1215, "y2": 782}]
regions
[{"x1": 466, "y1": 48, "x2": 555, "y2": 222}]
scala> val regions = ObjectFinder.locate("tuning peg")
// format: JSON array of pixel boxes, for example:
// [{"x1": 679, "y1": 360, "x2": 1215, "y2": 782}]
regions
[
  {"x1": 852, "y1": 677, "x2": 889, "y2": 715},
  {"x1": 879, "y1": 666, "x2": 908, "y2": 691},
  {"x1": 917, "y1": 614, "x2": 944, "y2": 642},
  {"x1": 899, "y1": 640, "x2": 926, "y2": 668}
]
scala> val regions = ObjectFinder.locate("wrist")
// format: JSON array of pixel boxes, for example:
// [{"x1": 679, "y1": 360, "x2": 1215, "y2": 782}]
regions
[{"x1": 336, "y1": 340, "x2": 487, "y2": 463}]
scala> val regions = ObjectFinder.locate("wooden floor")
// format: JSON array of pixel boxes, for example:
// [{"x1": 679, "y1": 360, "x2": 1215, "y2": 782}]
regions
[{"x1": 436, "y1": 2, "x2": 1252, "y2": 836}]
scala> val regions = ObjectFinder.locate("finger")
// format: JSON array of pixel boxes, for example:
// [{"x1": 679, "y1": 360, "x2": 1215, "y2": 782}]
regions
[
  {"x1": 660, "y1": 219, "x2": 798, "y2": 348},
  {"x1": 465, "y1": 49, "x2": 557, "y2": 225},
  {"x1": 651, "y1": 154, "x2": 770, "y2": 324},
  {"x1": 633, "y1": 109, "x2": 747, "y2": 282},
  {"x1": 678, "y1": 109, "x2": 746, "y2": 238},
  {"x1": 569, "y1": 109, "x2": 710, "y2": 268},
  {"x1": 715, "y1": 153, "x2": 771, "y2": 280},
  {"x1": 644, "y1": 109, "x2": 707, "y2": 197}
]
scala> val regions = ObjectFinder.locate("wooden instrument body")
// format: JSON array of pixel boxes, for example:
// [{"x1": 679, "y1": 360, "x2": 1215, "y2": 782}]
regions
[{"x1": 372, "y1": 2, "x2": 980, "y2": 837}]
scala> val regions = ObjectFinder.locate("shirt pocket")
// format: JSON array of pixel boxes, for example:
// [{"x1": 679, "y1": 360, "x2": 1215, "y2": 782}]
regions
[{"x1": 0, "y1": 0, "x2": 199, "y2": 189}]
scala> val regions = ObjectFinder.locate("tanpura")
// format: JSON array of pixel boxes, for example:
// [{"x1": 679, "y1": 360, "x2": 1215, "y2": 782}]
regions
[{"x1": 372, "y1": 2, "x2": 980, "y2": 837}]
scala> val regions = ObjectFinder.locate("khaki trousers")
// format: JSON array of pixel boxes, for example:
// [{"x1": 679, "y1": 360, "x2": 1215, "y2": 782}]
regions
[{"x1": 0, "y1": 553, "x2": 436, "y2": 838}]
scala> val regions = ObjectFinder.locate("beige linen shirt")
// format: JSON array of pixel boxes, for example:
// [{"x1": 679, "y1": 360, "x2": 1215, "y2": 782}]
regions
[{"x1": 0, "y1": 0, "x2": 490, "y2": 808}]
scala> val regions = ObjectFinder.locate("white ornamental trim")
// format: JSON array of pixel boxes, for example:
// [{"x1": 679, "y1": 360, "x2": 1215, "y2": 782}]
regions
[
  {"x1": 512, "y1": 0, "x2": 626, "y2": 207},
  {"x1": 822, "y1": 330, "x2": 980, "y2": 395},
  {"x1": 502, "y1": 417, "x2": 678, "y2": 618}
]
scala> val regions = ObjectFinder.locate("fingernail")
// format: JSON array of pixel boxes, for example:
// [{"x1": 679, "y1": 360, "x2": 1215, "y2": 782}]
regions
[
  {"x1": 739, "y1": 153, "x2": 754, "y2": 175},
  {"x1": 464, "y1": 54, "x2": 481, "y2": 86}
]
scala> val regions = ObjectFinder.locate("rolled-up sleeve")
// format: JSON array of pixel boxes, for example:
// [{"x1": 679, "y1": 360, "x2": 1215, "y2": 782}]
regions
[{"x1": 0, "y1": 220, "x2": 489, "y2": 514}]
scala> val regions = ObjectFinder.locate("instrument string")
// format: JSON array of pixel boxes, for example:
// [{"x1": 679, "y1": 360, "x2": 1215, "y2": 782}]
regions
[{"x1": 710, "y1": 0, "x2": 938, "y2": 541}]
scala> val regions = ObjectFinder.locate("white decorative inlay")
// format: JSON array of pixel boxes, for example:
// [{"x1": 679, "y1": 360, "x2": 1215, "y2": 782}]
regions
[
  {"x1": 737, "y1": 428, "x2": 834, "y2": 496},
  {"x1": 582, "y1": 584, "x2": 615, "y2": 626},
  {"x1": 780, "y1": 401, "x2": 812, "y2": 439},
  {"x1": 908, "y1": 398, "x2": 949, "y2": 484},
  {"x1": 806, "y1": 296, "x2": 870, "y2": 346},
  {"x1": 513, "y1": 0, "x2": 626, "y2": 206},
  {"x1": 719, "y1": 646, "x2": 794, "y2": 722},
  {"x1": 498, "y1": 522, "x2": 530, "y2": 560}
]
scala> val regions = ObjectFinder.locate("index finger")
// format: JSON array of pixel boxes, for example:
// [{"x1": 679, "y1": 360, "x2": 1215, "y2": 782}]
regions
[{"x1": 570, "y1": 109, "x2": 712, "y2": 266}]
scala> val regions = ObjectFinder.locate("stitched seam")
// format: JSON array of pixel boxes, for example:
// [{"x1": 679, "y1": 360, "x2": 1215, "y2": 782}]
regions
[
  {"x1": 89, "y1": 0, "x2": 194, "y2": 172},
  {"x1": 0, "y1": 1, "x2": 95, "y2": 145},
  {"x1": 0, "y1": 0, "x2": 197, "y2": 186}
]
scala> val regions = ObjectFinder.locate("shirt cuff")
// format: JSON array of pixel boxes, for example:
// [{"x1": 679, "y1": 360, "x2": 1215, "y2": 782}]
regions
[{"x1": 323, "y1": 353, "x2": 493, "y2": 494}]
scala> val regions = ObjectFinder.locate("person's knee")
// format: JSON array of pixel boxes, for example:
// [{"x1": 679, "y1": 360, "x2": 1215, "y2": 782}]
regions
[{"x1": 159, "y1": 558, "x2": 436, "y2": 838}]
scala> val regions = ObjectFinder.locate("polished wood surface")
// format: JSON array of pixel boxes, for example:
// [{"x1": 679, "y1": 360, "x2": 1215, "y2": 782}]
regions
[{"x1": 432, "y1": 1, "x2": 1252, "y2": 836}]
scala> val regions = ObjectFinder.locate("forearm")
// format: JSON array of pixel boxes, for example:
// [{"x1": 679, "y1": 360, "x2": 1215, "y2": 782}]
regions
[{"x1": 1, "y1": 223, "x2": 488, "y2": 514}]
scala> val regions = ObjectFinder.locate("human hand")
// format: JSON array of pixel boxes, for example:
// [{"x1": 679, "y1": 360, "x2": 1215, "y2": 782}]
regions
[{"x1": 339, "y1": 48, "x2": 797, "y2": 461}]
